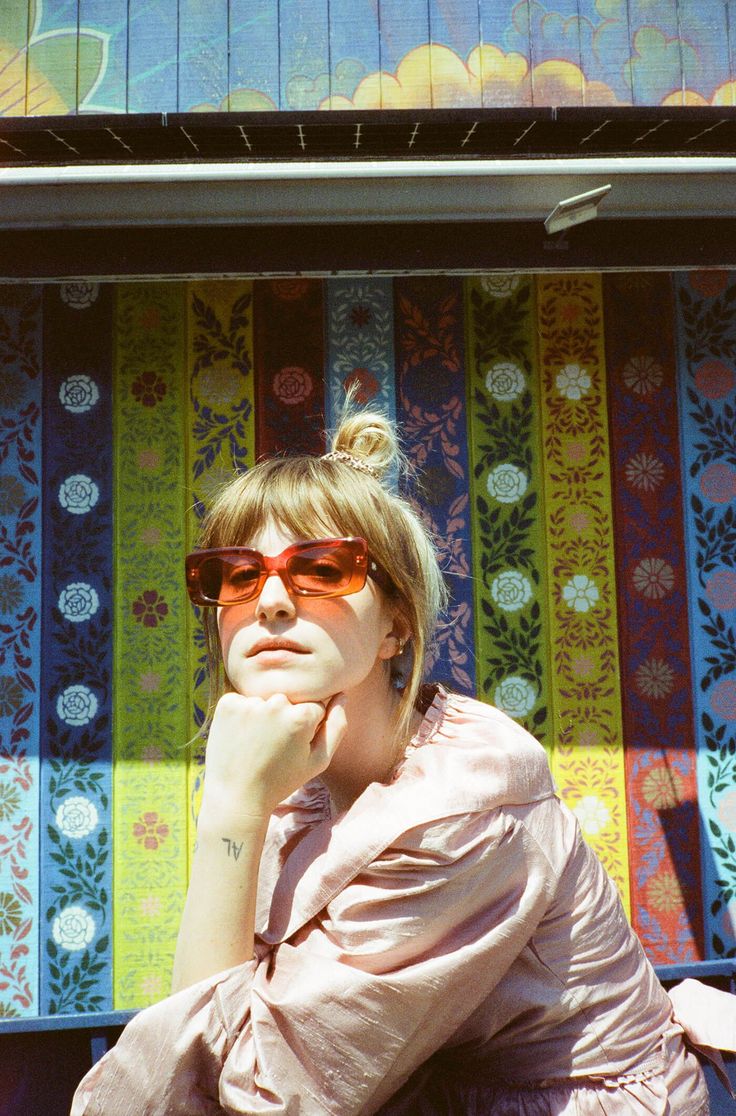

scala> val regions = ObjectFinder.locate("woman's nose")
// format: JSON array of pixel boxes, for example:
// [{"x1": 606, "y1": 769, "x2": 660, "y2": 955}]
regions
[{"x1": 255, "y1": 570, "x2": 297, "y2": 619}]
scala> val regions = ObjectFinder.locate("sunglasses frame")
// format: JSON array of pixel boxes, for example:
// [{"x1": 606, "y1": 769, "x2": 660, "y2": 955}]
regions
[{"x1": 185, "y1": 536, "x2": 395, "y2": 607}]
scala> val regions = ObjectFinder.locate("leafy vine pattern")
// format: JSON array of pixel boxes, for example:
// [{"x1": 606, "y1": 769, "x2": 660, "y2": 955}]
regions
[
  {"x1": 396, "y1": 278, "x2": 474, "y2": 695},
  {"x1": 114, "y1": 284, "x2": 190, "y2": 1008},
  {"x1": 189, "y1": 290, "x2": 253, "y2": 519},
  {"x1": 0, "y1": 289, "x2": 42, "y2": 1016},
  {"x1": 676, "y1": 273, "x2": 736, "y2": 958},
  {"x1": 466, "y1": 277, "x2": 549, "y2": 740},
  {"x1": 38, "y1": 287, "x2": 114, "y2": 1013},
  {"x1": 537, "y1": 275, "x2": 629, "y2": 900},
  {"x1": 603, "y1": 272, "x2": 702, "y2": 963}
]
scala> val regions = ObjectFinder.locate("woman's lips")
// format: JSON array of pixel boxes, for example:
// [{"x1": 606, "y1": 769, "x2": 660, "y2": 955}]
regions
[{"x1": 246, "y1": 639, "x2": 309, "y2": 658}]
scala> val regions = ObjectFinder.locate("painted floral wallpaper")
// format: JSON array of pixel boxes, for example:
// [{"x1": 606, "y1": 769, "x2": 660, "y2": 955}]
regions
[{"x1": 0, "y1": 271, "x2": 735, "y2": 1021}]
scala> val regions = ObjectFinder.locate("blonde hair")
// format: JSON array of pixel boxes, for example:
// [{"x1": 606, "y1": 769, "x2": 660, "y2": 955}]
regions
[{"x1": 195, "y1": 405, "x2": 448, "y2": 745}]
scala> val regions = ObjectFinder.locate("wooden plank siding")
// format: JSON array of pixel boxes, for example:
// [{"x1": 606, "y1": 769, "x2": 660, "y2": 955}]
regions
[{"x1": 3, "y1": 1, "x2": 736, "y2": 116}]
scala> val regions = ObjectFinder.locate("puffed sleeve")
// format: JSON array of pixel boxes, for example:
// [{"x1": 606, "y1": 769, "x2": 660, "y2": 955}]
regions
[{"x1": 71, "y1": 806, "x2": 558, "y2": 1116}]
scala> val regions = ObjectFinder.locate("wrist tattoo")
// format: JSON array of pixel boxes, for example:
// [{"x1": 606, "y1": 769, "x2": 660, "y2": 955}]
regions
[{"x1": 222, "y1": 837, "x2": 244, "y2": 861}]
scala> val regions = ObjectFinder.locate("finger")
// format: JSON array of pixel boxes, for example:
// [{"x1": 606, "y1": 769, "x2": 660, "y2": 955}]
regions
[{"x1": 310, "y1": 695, "x2": 347, "y2": 767}]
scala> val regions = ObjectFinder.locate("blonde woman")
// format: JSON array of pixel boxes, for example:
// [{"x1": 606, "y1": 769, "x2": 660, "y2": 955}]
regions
[{"x1": 73, "y1": 407, "x2": 729, "y2": 1115}]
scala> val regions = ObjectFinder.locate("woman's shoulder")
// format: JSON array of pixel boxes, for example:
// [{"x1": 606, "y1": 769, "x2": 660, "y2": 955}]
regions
[{"x1": 393, "y1": 686, "x2": 555, "y2": 816}]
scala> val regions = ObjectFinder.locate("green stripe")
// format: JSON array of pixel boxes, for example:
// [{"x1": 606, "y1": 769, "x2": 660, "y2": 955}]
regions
[
  {"x1": 465, "y1": 275, "x2": 552, "y2": 746},
  {"x1": 113, "y1": 283, "x2": 189, "y2": 1008}
]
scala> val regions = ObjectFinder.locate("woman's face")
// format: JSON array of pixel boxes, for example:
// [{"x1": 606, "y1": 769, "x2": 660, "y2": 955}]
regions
[{"x1": 217, "y1": 520, "x2": 401, "y2": 704}]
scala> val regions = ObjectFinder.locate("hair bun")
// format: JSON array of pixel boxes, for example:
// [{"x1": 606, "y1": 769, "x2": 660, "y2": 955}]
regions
[{"x1": 329, "y1": 406, "x2": 401, "y2": 481}]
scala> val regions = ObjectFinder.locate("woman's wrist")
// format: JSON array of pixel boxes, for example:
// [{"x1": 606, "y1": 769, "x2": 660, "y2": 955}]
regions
[{"x1": 196, "y1": 797, "x2": 272, "y2": 843}]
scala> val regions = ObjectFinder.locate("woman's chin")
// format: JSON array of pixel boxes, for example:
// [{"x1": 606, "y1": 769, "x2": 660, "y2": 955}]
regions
[{"x1": 232, "y1": 676, "x2": 332, "y2": 704}]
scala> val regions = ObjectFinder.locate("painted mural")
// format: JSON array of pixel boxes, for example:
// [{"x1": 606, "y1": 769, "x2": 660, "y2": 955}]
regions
[
  {"x1": 1, "y1": 0, "x2": 736, "y2": 117},
  {"x1": 1, "y1": 272, "x2": 735, "y2": 1019}
]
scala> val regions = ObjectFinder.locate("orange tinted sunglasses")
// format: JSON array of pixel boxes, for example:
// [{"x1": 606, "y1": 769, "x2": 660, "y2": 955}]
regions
[{"x1": 185, "y1": 537, "x2": 394, "y2": 607}]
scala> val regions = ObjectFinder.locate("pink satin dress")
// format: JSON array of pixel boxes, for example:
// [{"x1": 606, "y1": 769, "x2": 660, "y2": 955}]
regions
[{"x1": 72, "y1": 689, "x2": 727, "y2": 1115}]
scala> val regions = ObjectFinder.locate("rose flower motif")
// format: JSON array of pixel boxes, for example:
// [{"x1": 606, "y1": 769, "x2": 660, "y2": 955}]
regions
[
  {"x1": 490, "y1": 570, "x2": 533, "y2": 612},
  {"x1": 486, "y1": 463, "x2": 528, "y2": 504},
  {"x1": 343, "y1": 368, "x2": 379, "y2": 405},
  {"x1": 59, "y1": 375, "x2": 100, "y2": 413},
  {"x1": 58, "y1": 474, "x2": 99, "y2": 515},
  {"x1": 55, "y1": 796, "x2": 99, "y2": 840},
  {"x1": 52, "y1": 905, "x2": 96, "y2": 951},
  {"x1": 485, "y1": 361, "x2": 526, "y2": 402},
  {"x1": 60, "y1": 282, "x2": 99, "y2": 310},
  {"x1": 58, "y1": 582, "x2": 99, "y2": 623},
  {"x1": 272, "y1": 366, "x2": 314, "y2": 406},
  {"x1": 56, "y1": 685, "x2": 98, "y2": 727},
  {"x1": 493, "y1": 676, "x2": 536, "y2": 719},
  {"x1": 480, "y1": 274, "x2": 520, "y2": 299},
  {"x1": 0, "y1": 574, "x2": 24, "y2": 616}
]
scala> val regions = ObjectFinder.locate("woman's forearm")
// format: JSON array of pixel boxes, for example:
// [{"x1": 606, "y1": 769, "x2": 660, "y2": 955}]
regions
[{"x1": 171, "y1": 809, "x2": 269, "y2": 993}]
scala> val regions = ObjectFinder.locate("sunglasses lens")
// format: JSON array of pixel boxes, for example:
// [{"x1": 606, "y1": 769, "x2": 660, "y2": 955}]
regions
[
  {"x1": 198, "y1": 554, "x2": 261, "y2": 604},
  {"x1": 287, "y1": 543, "x2": 359, "y2": 596}
]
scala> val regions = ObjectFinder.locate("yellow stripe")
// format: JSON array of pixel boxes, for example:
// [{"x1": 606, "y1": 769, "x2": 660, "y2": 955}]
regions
[{"x1": 536, "y1": 274, "x2": 630, "y2": 912}]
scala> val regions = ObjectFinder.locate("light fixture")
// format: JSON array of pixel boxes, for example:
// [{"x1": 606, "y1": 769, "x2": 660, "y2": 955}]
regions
[{"x1": 544, "y1": 184, "x2": 612, "y2": 235}]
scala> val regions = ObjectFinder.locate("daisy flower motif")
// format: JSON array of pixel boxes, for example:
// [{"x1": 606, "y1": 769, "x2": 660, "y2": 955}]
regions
[
  {"x1": 641, "y1": 766, "x2": 684, "y2": 810},
  {"x1": 635, "y1": 658, "x2": 675, "y2": 700},
  {"x1": 632, "y1": 558, "x2": 675, "y2": 600},
  {"x1": 647, "y1": 872, "x2": 683, "y2": 914},
  {"x1": 562, "y1": 574, "x2": 599, "y2": 613},
  {"x1": 556, "y1": 364, "x2": 591, "y2": 401},
  {"x1": 622, "y1": 354, "x2": 663, "y2": 395},
  {"x1": 624, "y1": 453, "x2": 665, "y2": 493}
]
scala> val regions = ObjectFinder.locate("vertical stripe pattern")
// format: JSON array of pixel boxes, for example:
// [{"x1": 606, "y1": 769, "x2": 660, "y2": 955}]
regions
[
  {"x1": 674, "y1": 270, "x2": 736, "y2": 958},
  {"x1": 394, "y1": 277, "x2": 474, "y2": 694},
  {"x1": 465, "y1": 275, "x2": 552, "y2": 745},
  {"x1": 40, "y1": 283, "x2": 114, "y2": 1012},
  {"x1": 0, "y1": 286, "x2": 43, "y2": 1016},
  {"x1": 537, "y1": 274, "x2": 630, "y2": 910},
  {"x1": 325, "y1": 278, "x2": 397, "y2": 435},
  {"x1": 186, "y1": 281, "x2": 256, "y2": 857},
  {"x1": 113, "y1": 284, "x2": 189, "y2": 1008},
  {"x1": 604, "y1": 273, "x2": 703, "y2": 961}
]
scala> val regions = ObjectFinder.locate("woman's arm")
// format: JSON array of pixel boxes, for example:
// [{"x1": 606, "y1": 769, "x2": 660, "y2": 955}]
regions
[{"x1": 172, "y1": 691, "x2": 345, "y2": 992}]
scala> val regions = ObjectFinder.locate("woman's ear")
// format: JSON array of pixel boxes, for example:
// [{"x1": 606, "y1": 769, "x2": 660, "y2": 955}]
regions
[{"x1": 378, "y1": 604, "x2": 412, "y2": 661}]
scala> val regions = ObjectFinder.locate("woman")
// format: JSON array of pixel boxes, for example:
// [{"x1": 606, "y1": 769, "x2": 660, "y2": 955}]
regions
[{"x1": 72, "y1": 407, "x2": 725, "y2": 1115}]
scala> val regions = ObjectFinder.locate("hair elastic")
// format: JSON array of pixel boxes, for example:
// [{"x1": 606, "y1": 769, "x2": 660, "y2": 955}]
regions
[{"x1": 321, "y1": 450, "x2": 379, "y2": 479}]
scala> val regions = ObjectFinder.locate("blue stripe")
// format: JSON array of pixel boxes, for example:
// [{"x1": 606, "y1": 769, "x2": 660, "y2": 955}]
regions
[
  {"x1": 40, "y1": 284, "x2": 113, "y2": 1013},
  {"x1": 674, "y1": 271, "x2": 736, "y2": 958},
  {"x1": 325, "y1": 278, "x2": 397, "y2": 424}
]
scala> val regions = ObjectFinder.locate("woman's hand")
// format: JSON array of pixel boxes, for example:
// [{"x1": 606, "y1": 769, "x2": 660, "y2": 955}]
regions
[
  {"x1": 200, "y1": 691, "x2": 348, "y2": 824},
  {"x1": 172, "y1": 692, "x2": 346, "y2": 992}
]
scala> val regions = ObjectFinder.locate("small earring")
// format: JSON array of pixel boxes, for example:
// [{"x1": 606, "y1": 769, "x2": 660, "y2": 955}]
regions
[{"x1": 390, "y1": 638, "x2": 414, "y2": 691}]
